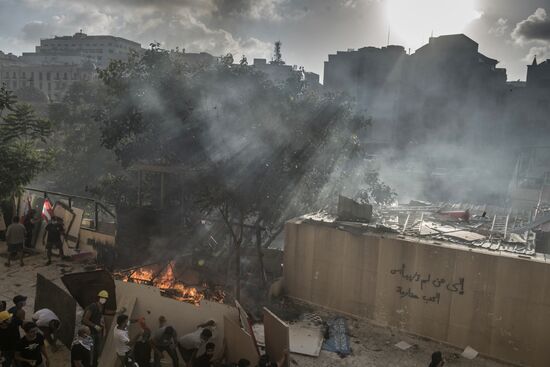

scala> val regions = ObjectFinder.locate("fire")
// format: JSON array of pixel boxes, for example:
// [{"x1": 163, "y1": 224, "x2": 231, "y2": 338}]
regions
[{"x1": 117, "y1": 261, "x2": 225, "y2": 305}]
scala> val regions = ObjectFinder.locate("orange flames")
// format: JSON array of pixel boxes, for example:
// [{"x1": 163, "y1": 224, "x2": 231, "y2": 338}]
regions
[{"x1": 123, "y1": 261, "x2": 205, "y2": 305}]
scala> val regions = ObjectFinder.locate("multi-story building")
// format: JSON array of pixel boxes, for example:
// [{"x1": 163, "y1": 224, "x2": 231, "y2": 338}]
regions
[
  {"x1": 0, "y1": 31, "x2": 141, "y2": 102},
  {"x1": 21, "y1": 31, "x2": 142, "y2": 69},
  {"x1": 324, "y1": 45, "x2": 408, "y2": 145},
  {"x1": 0, "y1": 63, "x2": 95, "y2": 102},
  {"x1": 323, "y1": 34, "x2": 508, "y2": 147}
]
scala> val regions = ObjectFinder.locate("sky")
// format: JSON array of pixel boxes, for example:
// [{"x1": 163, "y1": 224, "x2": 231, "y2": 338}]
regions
[{"x1": 1, "y1": 0, "x2": 550, "y2": 81}]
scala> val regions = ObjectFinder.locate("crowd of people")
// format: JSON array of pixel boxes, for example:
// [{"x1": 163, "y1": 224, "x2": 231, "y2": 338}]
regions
[
  {"x1": 4, "y1": 214, "x2": 65, "y2": 267},
  {"x1": 0, "y1": 289, "x2": 289, "y2": 367}
]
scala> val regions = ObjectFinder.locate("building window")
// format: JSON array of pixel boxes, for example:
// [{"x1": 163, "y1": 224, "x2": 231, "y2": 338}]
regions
[
  {"x1": 30, "y1": 72, "x2": 34, "y2": 80},
  {"x1": 21, "y1": 72, "x2": 26, "y2": 79},
  {"x1": 46, "y1": 72, "x2": 51, "y2": 81},
  {"x1": 63, "y1": 72, "x2": 67, "y2": 80},
  {"x1": 12, "y1": 72, "x2": 16, "y2": 78},
  {"x1": 55, "y1": 72, "x2": 60, "y2": 80},
  {"x1": 72, "y1": 73, "x2": 77, "y2": 80},
  {"x1": 39, "y1": 72, "x2": 43, "y2": 80},
  {"x1": 30, "y1": 80, "x2": 34, "y2": 87},
  {"x1": 4, "y1": 72, "x2": 9, "y2": 79}
]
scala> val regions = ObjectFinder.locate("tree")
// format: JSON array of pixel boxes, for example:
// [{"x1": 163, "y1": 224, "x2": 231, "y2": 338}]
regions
[
  {"x1": 95, "y1": 45, "x2": 393, "y2": 299},
  {"x1": 36, "y1": 81, "x2": 123, "y2": 196},
  {"x1": 0, "y1": 86, "x2": 52, "y2": 200}
]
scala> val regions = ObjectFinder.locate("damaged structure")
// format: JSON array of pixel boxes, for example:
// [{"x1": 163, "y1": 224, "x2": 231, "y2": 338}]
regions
[{"x1": 283, "y1": 202, "x2": 550, "y2": 367}]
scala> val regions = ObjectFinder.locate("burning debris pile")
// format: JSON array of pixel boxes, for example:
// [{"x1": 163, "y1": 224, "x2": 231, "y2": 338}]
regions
[{"x1": 114, "y1": 261, "x2": 226, "y2": 305}]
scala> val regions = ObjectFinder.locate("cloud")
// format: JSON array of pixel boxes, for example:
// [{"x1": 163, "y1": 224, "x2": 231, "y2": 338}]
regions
[
  {"x1": 214, "y1": 0, "x2": 307, "y2": 21},
  {"x1": 16, "y1": 0, "x2": 272, "y2": 59},
  {"x1": 512, "y1": 8, "x2": 550, "y2": 43},
  {"x1": 488, "y1": 17, "x2": 508, "y2": 37},
  {"x1": 524, "y1": 44, "x2": 550, "y2": 63}
]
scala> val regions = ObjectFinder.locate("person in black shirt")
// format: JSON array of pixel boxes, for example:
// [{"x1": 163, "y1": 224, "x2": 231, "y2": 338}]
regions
[
  {"x1": 82, "y1": 290, "x2": 109, "y2": 367},
  {"x1": 0, "y1": 311, "x2": 19, "y2": 367},
  {"x1": 43, "y1": 216, "x2": 65, "y2": 265},
  {"x1": 71, "y1": 326, "x2": 92, "y2": 367},
  {"x1": 194, "y1": 343, "x2": 215, "y2": 367},
  {"x1": 15, "y1": 322, "x2": 49, "y2": 367}
]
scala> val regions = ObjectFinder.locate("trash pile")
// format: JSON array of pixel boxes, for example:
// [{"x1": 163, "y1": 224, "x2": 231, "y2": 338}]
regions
[{"x1": 301, "y1": 198, "x2": 550, "y2": 256}]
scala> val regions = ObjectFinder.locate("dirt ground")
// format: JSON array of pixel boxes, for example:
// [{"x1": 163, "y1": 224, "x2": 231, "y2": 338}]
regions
[
  {"x1": 1, "y1": 241, "x2": 513, "y2": 367},
  {"x1": 289, "y1": 312, "x2": 513, "y2": 367}
]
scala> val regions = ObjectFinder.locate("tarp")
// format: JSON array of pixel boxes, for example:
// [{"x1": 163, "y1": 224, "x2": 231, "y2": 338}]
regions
[{"x1": 321, "y1": 318, "x2": 351, "y2": 357}]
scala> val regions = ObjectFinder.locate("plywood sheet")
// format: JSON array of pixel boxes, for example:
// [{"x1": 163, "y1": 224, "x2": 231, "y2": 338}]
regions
[
  {"x1": 116, "y1": 280, "x2": 238, "y2": 361},
  {"x1": 61, "y1": 270, "x2": 117, "y2": 312},
  {"x1": 34, "y1": 273, "x2": 77, "y2": 349},
  {"x1": 263, "y1": 307, "x2": 289, "y2": 367},
  {"x1": 253, "y1": 323, "x2": 323, "y2": 357},
  {"x1": 98, "y1": 295, "x2": 136, "y2": 367},
  {"x1": 224, "y1": 316, "x2": 259, "y2": 366}
]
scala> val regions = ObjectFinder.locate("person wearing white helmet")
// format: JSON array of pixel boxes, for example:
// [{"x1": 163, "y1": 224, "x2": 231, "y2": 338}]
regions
[{"x1": 82, "y1": 290, "x2": 109, "y2": 367}]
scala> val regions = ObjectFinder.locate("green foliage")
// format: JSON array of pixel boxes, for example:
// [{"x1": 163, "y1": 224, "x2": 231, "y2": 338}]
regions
[
  {"x1": 93, "y1": 44, "x2": 392, "y2": 233},
  {"x1": 36, "y1": 81, "x2": 122, "y2": 196},
  {"x1": 0, "y1": 86, "x2": 52, "y2": 199}
]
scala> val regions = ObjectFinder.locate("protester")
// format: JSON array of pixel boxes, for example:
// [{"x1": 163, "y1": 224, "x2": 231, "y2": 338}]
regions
[
  {"x1": 114, "y1": 314, "x2": 135, "y2": 366},
  {"x1": 194, "y1": 342, "x2": 215, "y2": 367},
  {"x1": 8, "y1": 295, "x2": 27, "y2": 328},
  {"x1": 151, "y1": 325, "x2": 179, "y2": 367},
  {"x1": 15, "y1": 322, "x2": 50, "y2": 367},
  {"x1": 71, "y1": 326, "x2": 93, "y2": 367},
  {"x1": 43, "y1": 216, "x2": 65, "y2": 265},
  {"x1": 158, "y1": 316, "x2": 167, "y2": 328},
  {"x1": 429, "y1": 351, "x2": 445, "y2": 367},
  {"x1": 32, "y1": 308, "x2": 61, "y2": 352},
  {"x1": 22, "y1": 209, "x2": 37, "y2": 249},
  {"x1": 5, "y1": 216, "x2": 26, "y2": 267},
  {"x1": 0, "y1": 311, "x2": 19, "y2": 367},
  {"x1": 177, "y1": 320, "x2": 215, "y2": 365},
  {"x1": 82, "y1": 290, "x2": 109, "y2": 367},
  {"x1": 134, "y1": 318, "x2": 151, "y2": 367}
]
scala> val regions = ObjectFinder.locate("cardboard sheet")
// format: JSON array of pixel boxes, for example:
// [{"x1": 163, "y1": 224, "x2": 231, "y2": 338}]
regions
[
  {"x1": 224, "y1": 316, "x2": 260, "y2": 366},
  {"x1": 253, "y1": 322, "x2": 323, "y2": 357},
  {"x1": 98, "y1": 295, "x2": 137, "y2": 367},
  {"x1": 34, "y1": 273, "x2": 77, "y2": 349},
  {"x1": 263, "y1": 308, "x2": 289, "y2": 367}
]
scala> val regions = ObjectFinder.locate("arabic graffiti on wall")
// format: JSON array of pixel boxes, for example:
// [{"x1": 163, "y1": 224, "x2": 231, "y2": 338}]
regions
[{"x1": 390, "y1": 263, "x2": 465, "y2": 304}]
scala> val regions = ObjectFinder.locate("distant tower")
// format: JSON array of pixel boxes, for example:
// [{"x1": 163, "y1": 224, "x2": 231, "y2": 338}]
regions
[
  {"x1": 532, "y1": 56, "x2": 538, "y2": 66},
  {"x1": 271, "y1": 41, "x2": 285, "y2": 65}
]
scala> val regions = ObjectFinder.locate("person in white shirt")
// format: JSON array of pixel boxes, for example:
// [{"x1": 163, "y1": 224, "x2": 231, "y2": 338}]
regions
[
  {"x1": 177, "y1": 320, "x2": 216, "y2": 365},
  {"x1": 114, "y1": 314, "x2": 132, "y2": 366},
  {"x1": 32, "y1": 308, "x2": 61, "y2": 351}
]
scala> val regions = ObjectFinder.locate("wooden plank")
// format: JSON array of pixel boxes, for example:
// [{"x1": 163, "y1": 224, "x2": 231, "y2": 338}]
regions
[
  {"x1": 224, "y1": 316, "x2": 259, "y2": 366},
  {"x1": 263, "y1": 307, "x2": 289, "y2": 367},
  {"x1": 98, "y1": 295, "x2": 137, "y2": 367}
]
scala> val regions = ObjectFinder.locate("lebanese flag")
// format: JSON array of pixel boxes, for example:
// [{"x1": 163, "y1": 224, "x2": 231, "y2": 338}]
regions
[{"x1": 41, "y1": 199, "x2": 54, "y2": 222}]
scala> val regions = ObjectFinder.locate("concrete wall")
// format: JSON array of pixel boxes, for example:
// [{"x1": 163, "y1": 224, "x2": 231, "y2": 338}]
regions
[{"x1": 283, "y1": 220, "x2": 550, "y2": 367}]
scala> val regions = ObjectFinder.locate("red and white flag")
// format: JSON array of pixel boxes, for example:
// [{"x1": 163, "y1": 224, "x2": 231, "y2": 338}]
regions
[{"x1": 41, "y1": 199, "x2": 54, "y2": 222}]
